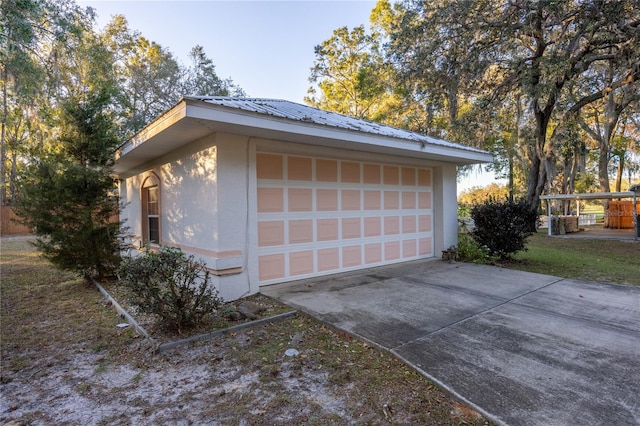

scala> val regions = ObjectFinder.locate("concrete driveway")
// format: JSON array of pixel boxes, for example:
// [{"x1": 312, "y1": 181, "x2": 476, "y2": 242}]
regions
[{"x1": 261, "y1": 259, "x2": 640, "y2": 426}]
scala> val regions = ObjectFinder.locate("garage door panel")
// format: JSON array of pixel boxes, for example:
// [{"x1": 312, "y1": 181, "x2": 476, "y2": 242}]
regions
[
  {"x1": 257, "y1": 152, "x2": 434, "y2": 285},
  {"x1": 287, "y1": 156, "x2": 312, "y2": 181},
  {"x1": 257, "y1": 188, "x2": 283, "y2": 212},
  {"x1": 289, "y1": 251, "x2": 314, "y2": 276},
  {"x1": 289, "y1": 220, "x2": 313, "y2": 244},
  {"x1": 258, "y1": 221, "x2": 284, "y2": 247}
]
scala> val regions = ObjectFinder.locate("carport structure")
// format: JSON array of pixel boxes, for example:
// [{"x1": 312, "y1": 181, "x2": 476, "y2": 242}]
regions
[{"x1": 540, "y1": 186, "x2": 640, "y2": 241}]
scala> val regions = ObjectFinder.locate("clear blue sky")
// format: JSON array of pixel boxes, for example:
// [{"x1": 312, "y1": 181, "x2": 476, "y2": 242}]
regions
[
  {"x1": 82, "y1": 0, "x2": 378, "y2": 103},
  {"x1": 80, "y1": 0, "x2": 499, "y2": 192}
]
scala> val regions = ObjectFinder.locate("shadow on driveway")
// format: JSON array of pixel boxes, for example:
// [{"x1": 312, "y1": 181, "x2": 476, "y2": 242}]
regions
[{"x1": 261, "y1": 259, "x2": 640, "y2": 426}]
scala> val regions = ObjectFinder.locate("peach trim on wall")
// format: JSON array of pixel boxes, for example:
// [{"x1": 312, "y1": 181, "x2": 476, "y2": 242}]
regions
[
  {"x1": 164, "y1": 242, "x2": 242, "y2": 259},
  {"x1": 163, "y1": 242, "x2": 244, "y2": 276},
  {"x1": 209, "y1": 267, "x2": 243, "y2": 276}
]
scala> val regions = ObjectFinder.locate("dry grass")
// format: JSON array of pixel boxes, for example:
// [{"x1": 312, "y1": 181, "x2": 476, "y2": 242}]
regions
[{"x1": 1, "y1": 237, "x2": 490, "y2": 425}]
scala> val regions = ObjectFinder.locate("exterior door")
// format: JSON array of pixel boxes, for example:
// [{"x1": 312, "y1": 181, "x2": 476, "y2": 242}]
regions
[{"x1": 256, "y1": 152, "x2": 433, "y2": 285}]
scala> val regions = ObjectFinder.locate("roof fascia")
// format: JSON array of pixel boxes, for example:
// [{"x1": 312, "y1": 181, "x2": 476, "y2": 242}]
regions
[
  {"x1": 184, "y1": 100, "x2": 493, "y2": 164},
  {"x1": 116, "y1": 100, "x2": 188, "y2": 160}
]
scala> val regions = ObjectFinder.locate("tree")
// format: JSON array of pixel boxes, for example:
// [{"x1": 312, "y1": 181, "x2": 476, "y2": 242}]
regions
[
  {"x1": 14, "y1": 33, "x2": 123, "y2": 280},
  {"x1": 387, "y1": 0, "x2": 640, "y2": 209},
  {"x1": 306, "y1": 25, "x2": 408, "y2": 125},
  {"x1": 101, "y1": 15, "x2": 183, "y2": 136},
  {"x1": 0, "y1": 0, "x2": 91, "y2": 205},
  {"x1": 184, "y1": 45, "x2": 245, "y2": 97},
  {"x1": 458, "y1": 183, "x2": 509, "y2": 206},
  {"x1": 576, "y1": 64, "x2": 639, "y2": 192},
  {"x1": 101, "y1": 17, "x2": 245, "y2": 137}
]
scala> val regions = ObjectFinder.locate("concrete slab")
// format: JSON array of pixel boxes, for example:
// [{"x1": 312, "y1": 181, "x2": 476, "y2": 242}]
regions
[{"x1": 261, "y1": 260, "x2": 640, "y2": 426}]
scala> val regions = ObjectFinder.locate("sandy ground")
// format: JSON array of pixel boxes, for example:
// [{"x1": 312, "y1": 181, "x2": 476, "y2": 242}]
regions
[
  {"x1": 2, "y1": 334, "x2": 356, "y2": 425},
  {"x1": 0, "y1": 236, "x2": 487, "y2": 425},
  {"x1": 2, "y1": 321, "x2": 484, "y2": 425}
]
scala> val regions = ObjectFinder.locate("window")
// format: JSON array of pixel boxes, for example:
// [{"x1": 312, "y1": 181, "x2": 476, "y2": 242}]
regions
[
  {"x1": 142, "y1": 174, "x2": 161, "y2": 244},
  {"x1": 146, "y1": 186, "x2": 159, "y2": 243}
]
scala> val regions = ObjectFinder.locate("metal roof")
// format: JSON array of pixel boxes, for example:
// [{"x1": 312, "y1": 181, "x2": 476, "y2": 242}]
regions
[
  {"x1": 115, "y1": 96, "x2": 493, "y2": 177},
  {"x1": 185, "y1": 96, "x2": 487, "y2": 155}
]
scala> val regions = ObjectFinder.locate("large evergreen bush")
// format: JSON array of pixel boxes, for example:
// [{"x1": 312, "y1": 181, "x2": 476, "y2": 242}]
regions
[
  {"x1": 14, "y1": 91, "x2": 124, "y2": 279},
  {"x1": 470, "y1": 200, "x2": 538, "y2": 260}
]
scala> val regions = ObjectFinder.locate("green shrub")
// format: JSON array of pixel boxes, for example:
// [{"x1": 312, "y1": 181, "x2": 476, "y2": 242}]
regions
[
  {"x1": 457, "y1": 234, "x2": 491, "y2": 263},
  {"x1": 117, "y1": 246, "x2": 223, "y2": 332},
  {"x1": 470, "y1": 200, "x2": 538, "y2": 260}
]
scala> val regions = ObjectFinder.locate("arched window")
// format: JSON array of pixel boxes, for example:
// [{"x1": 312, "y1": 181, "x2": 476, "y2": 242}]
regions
[{"x1": 142, "y1": 174, "x2": 161, "y2": 244}]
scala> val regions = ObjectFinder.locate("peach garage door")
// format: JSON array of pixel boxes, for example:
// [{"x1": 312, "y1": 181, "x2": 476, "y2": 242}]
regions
[{"x1": 256, "y1": 153, "x2": 433, "y2": 285}]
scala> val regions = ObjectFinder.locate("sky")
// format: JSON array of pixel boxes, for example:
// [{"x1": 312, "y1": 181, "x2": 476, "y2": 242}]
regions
[{"x1": 80, "y1": 0, "x2": 500, "y2": 192}]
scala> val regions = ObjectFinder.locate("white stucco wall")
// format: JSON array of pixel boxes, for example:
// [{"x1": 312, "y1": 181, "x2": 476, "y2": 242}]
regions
[
  {"x1": 432, "y1": 164, "x2": 459, "y2": 254},
  {"x1": 120, "y1": 133, "x2": 460, "y2": 301},
  {"x1": 119, "y1": 133, "x2": 258, "y2": 302}
]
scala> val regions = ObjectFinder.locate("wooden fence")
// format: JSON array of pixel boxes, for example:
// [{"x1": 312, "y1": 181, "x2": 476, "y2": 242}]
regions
[{"x1": 1, "y1": 206, "x2": 31, "y2": 235}]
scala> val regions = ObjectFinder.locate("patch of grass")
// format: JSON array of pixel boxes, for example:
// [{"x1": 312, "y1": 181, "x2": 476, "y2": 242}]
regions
[
  {"x1": 505, "y1": 232, "x2": 640, "y2": 285},
  {"x1": 1, "y1": 238, "x2": 139, "y2": 374},
  {"x1": 200, "y1": 314, "x2": 490, "y2": 425}
]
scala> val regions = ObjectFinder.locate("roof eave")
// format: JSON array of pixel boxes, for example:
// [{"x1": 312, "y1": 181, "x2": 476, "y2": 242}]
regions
[{"x1": 114, "y1": 98, "x2": 493, "y2": 176}]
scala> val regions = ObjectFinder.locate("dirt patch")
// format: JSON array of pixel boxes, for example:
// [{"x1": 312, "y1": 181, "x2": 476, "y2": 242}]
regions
[{"x1": 1, "y1": 237, "x2": 491, "y2": 425}]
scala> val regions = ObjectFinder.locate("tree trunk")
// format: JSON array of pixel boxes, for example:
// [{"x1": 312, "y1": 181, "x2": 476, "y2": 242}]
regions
[
  {"x1": 527, "y1": 101, "x2": 553, "y2": 212},
  {"x1": 615, "y1": 153, "x2": 624, "y2": 193},
  {"x1": 1, "y1": 64, "x2": 7, "y2": 206},
  {"x1": 598, "y1": 147, "x2": 610, "y2": 193}
]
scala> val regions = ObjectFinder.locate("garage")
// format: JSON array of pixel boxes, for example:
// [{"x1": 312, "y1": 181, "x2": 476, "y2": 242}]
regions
[
  {"x1": 115, "y1": 96, "x2": 492, "y2": 301},
  {"x1": 256, "y1": 152, "x2": 433, "y2": 284}
]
